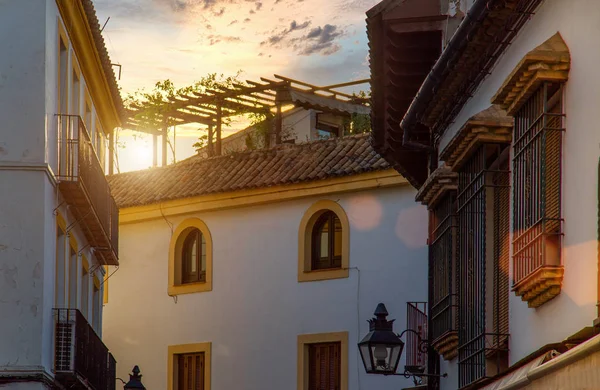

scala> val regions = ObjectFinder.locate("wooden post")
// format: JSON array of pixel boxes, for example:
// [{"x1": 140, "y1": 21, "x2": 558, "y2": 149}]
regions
[
  {"x1": 108, "y1": 131, "x2": 114, "y2": 175},
  {"x1": 162, "y1": 118, "x2": 168, "y2": 166},
  {"x1": 152, "y1": 133, "x2": 158, "y2": 167},
  {"x1": 216, "y1": 104, "x2": 222, "y2": 156},
  {"x1": 275, "y1": 103, "x2": 283, "y2": 145},
  {"x1": 207, "y1": 125, "x2": 214, "y2": 157}
]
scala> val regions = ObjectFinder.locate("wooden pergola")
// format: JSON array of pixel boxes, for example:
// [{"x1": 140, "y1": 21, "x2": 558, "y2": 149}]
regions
[{"x1": 126, "y1": 75, "x2": 370, "y2": 166}]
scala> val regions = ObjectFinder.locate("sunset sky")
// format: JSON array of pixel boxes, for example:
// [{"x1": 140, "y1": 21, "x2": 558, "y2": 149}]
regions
[{"x1": 94, "y1": 0, "x2": 379, "y2": 172}]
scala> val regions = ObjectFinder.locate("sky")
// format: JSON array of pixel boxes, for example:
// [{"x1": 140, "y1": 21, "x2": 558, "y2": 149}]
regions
[{"x1": 94, "y1": 0, "x2": 380, "y2": 172}]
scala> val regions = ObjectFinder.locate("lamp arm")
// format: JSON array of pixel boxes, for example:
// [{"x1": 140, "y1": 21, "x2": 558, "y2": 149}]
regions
[
  {"x1": 397, "y1": 328, "x2": 424, "y2": 342},
  {"x1": 396, "y1": 329, "x2": 428, "y2": 354}
]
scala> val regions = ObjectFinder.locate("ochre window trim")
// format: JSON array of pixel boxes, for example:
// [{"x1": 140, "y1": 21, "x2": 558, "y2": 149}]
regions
[
  {"x1": 168, "y1": 342, "x2": 211, "y2": 390},
  {"x1": 298, "y1": 200, "x2": 349, "y2": 282},
  {"x1": 297, "y1": 332, "x2": 348, "y2": 390},
  {"x1": 169, "y1": 219, "x2": 213, "y2": 296}
]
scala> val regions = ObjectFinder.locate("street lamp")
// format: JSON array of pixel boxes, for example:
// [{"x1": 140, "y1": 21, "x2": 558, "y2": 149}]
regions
[
  {"x1": 358, "y1": 303, "x2": 404, "y2": 375},
  {"x1": 358, "y1": 303, "x2": 447, "y2": 381},
  {"x1": 124, "y1": 366, "x2": 146, "y2": 390}
]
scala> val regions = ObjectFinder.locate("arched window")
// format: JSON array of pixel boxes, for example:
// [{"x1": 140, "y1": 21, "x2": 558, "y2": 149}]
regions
[
  {"x1": 181, "y1": 228, "x2": 206, "y2": 284},
  {"x1": 169, "y1": 219, "x2": 213, "y2": 296},
  {"x1": 298, "y1": 200, "x2": 350, "y2": 282},
  {"x1": 311, "y1": 211, "x2": 342, "y2": 270}
]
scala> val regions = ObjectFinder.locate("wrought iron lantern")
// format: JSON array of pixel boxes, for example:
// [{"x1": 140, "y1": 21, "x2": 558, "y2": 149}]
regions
[
  {"x1": 358, "y1": 303, "x2": 447, "y2": 382},
  {"x1": 358, "y1": 303, "x2": 405, "y2": 375},
  {"x1": 124, "y1": 366, "x2": 146, "y2": 390}
]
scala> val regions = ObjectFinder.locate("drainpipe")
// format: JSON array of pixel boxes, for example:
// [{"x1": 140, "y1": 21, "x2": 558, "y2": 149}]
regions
[{"x1": 400, "y1": 0, "x2": 495, "y2": 148}]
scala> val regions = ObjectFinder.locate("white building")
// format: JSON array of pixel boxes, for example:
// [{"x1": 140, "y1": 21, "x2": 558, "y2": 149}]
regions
[
  {"x1": 369, "y1": 0, "x2": 600, "y2": 389},
  {"x1": 103, "y1": 134, "x2": 429, "y2": 390},
  {"x1": 198, "y1": 97, "x2": 370, "y2": 157},
  {"x1": 0, "y1": 1, "x2": 121, "y2": 389}
]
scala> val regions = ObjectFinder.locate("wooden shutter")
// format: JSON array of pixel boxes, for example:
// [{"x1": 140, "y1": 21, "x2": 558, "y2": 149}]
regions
[
  {"x1": 178, "y1": 353, "x2": 204, "y2": 390},
  {"x1": 308, "y1": 343, "x2": 341, "y2": 390},
  {"x1": 493, "y1": 160, "x2": 510, "y2": 343}
]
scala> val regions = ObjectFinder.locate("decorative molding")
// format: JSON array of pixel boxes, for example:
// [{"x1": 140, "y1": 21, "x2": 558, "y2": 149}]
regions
[
  {"x1": 415, "y1": 166, "x2": 457, "y2": 207},
  {"x1": 431, "y1": 331, "x2": 458, "y2": 361},
  {"x1": 512, "y1": 266, "x2": 564, "y2": 308},
  {"x1": 492, "y1": 32, "x2": 570, "y2": 116},
  {"x1": 439, "y1": 105, "x2": 513, "y2": 170}
]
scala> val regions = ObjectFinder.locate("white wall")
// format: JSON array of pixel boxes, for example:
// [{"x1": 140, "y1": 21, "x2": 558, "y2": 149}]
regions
[
  {"x1": 0, "y1": 0, "x2": 47, "y2": 163},
  {"x1": 437, "y1": 0, "x2": 600, "y2": 375},
  {"x1": 103, "y1": 186, "x2": 428, "y2": 390},
  {"x1": 0, "y1": 0, "x2": 109, "y2": 381}
]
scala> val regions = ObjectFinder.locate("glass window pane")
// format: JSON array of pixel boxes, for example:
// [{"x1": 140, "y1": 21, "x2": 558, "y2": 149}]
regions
[
  {"x1": 333, "y1": 216, "x2": 342, "y2": 257},
  {"x1": 320, "y1": 220, "x2": 329, "y2": 258},
  {"x1": 190, "y1": 238, "x2": 197, "y2": 273}
]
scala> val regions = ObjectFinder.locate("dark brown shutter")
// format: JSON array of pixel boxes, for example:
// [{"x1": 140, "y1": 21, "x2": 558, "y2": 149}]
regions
[
  {"x1": 177, "y1": 354, "x2": 204, "y2": 390},
  {"x1": 308, "y1": 343, "x2": 341, "y2": 390},
  {"x1": 493, "y1": 160, "x2": 510, "y2": 344}
]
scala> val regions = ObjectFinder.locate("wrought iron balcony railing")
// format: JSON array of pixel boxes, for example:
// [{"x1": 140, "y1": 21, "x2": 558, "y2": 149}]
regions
[
  {"x1": 54, "y1": 309, "x2": 116, "y2": 390},
  {"x1": 405, "y1": 302, "x2": 428, "y2": 374},
  {"x1": 56, "y1": 114, "x2": 118, "y2": 265}
]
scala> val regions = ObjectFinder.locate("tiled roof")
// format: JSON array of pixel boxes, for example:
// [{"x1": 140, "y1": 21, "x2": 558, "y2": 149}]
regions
[
  {"x1": 108, "y1": 134, "x2": 391, "y2": 208},
  {"x1": 81, "y1": 0, "x2": 125, "y2": 121}
]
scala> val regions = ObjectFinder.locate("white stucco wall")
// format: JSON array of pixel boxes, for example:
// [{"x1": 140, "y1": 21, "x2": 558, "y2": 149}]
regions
[
  {"x1": 0, "y1": 0, "x2": 110, "y2": 383},
  {"x1": 103, "y1": 185, "x2": 428, "y2": 390},
  {"x1": 437, "y1": 0, "x2": 600, "y2": 378}
]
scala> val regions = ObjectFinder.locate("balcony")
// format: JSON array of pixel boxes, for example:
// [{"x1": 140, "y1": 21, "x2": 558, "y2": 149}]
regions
[
  {"x1": 405, "y1": 302, "x2": 428, "y2": 375},
  {"x1": 54, "y1": 309, "x2": 116, "y2": 390},
  {"x1": 56, "y1": 115, "x2": 118, "y2": 265}
]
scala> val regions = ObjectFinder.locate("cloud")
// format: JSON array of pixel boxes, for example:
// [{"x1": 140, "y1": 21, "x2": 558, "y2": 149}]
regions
[
  {"x1": 261, "y1": 21, "x2": 343, "y2": 56},
  {"x1": 298, "y1": 24, "x2": 343, "y2": 55},
  {"x1": 206, "y1": 34, "x2": 242, "y2": 45},
  {"x1": 260, "y1": 19, "x2": 311, "y2": 47}
]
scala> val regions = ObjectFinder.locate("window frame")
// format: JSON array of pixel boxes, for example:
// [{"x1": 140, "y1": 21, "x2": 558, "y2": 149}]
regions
[
  {"x1": 169, "y1": 219, "x2": 213, "y2": 296},
  {"x1": 168, "y1": 343, "x2": 211, "y2": 390},
  {"x1": 298, "y1": 200, "x2": 350, "y2": 283},
  {"x1": 181, "y1": 228, "x2": 206, "y2": 285},
  {"x1": 512, "y1": 82, "x2": 565, "y2": 288},
  {"x1": 297, "y1": 332, "x2": 348, "y2": 390},
  {"x1": 311, "y1": 211, "x2": 342, "y2": 271}
]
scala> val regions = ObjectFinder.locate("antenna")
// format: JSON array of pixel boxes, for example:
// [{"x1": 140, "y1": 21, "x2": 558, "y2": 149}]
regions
[{"x1": 100, "y1": 16, "x2": 111, "y2": 33}]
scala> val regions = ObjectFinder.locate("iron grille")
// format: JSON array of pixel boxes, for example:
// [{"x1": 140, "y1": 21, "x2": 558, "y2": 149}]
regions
[
  {"x1": 428, "y1": 193, "x2": 458, "y2": 345},
  {"x1": 457, "y1": 144, "x2": 510, "y2": 388},
  {"x1": 512, "y1": 82, "x2": 565, "y2": 285},
  {"x1": 56, "y1": 114, "x2": 119, "y2": 264},
  {"x1": 405, "y1": 302, "x2": 428, "y2": 374},
  {"x1": 54, "y1": 309, "x2": 116, "y2": 390}
]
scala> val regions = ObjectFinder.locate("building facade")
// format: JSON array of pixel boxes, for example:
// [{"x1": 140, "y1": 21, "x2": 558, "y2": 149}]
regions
[
  {"x1": 0, "y1": 1, "x2": 121, "y2": 389},
  {"x1": 369, "y1": 0, "x2": 600, "y2": 389},
  {"x1": 103, "y1": 134, "x2": 429, "y2": 390}
]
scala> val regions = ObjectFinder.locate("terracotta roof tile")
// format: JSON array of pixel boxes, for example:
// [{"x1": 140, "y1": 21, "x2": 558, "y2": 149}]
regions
[{"x1": 108, "y1": 134, "x2": 392, "y2": 208}]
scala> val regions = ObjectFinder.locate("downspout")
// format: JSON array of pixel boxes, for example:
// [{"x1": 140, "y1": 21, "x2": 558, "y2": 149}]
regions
[{"x1": 400, "y1": 0, "x2": 496, "y2": 148}]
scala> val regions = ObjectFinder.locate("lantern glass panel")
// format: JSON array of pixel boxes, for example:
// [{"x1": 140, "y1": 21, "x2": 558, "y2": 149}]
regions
[{"x1": 359, "y1": 343, "x2": 373, "y2": 372}]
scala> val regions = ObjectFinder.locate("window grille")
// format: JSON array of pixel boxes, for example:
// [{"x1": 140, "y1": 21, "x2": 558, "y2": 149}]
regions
[
  {"x1": 512, "y1": 82, "x2": 564, "y2": 286},
  {"x1": 428, "y1": 193, "x2": 458, "y2": 353},
  {"x1": 457, "y1": 144, "x2": 510, "y2": 388}
]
